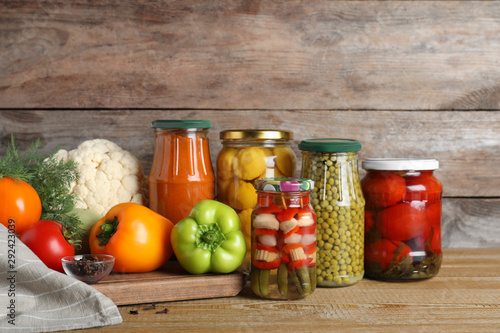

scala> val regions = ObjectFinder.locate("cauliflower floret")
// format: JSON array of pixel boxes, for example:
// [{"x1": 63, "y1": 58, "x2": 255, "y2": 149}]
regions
[{"x1": 54, "y1": 139, "x2": 148, "y2": 216}]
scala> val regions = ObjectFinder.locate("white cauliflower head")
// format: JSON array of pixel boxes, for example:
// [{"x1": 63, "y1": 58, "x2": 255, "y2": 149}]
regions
[{"x1": 54, "y1": 139, "x2": 148, "y2": 216}]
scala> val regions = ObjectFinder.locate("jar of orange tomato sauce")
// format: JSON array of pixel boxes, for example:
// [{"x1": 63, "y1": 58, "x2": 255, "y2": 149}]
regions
[
  {"x1": 361, "y1": 158, "x2": 442, "y2": 281},
  {"x1": 149, "y1": 120, "x2": 215, "y2": 224}
]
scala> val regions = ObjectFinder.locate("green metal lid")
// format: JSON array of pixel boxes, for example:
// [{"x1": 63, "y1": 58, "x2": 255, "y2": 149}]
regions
[
  {"x1": 151, "y1": 120, "x2": 212, "y2": 129},
  {"x1": 255, "y1": 177, "x2": 314, "y2": 192},
  {"x1": 298, "y1": 138, "x2": 362, "y2": 152}
]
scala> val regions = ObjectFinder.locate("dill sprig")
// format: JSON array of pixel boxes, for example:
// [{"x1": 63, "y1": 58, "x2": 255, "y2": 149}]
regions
[
  {"x1": 0, "y1": 136, "x2": 43, "y2": 182},
  {"x1": 0, "y1": 135, "x2": 83, "y2": 236}
]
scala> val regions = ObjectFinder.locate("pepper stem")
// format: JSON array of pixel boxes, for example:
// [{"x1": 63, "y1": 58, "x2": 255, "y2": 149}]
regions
[
  {"x1": 97, "y1": 217, "x2": 119, "y2": 246},
  {"x1": 196, "y1": 223, "x2": 226, "y2": 252},
  {"x1": 202, "y1": 232, "x2": 217, "y2": 244}
]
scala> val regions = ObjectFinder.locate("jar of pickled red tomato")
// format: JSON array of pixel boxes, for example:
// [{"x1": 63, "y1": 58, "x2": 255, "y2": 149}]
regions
[
  {"x1": 361, "y1": 158, "x2": 442, "y2": 281},
  {"x1": 149, "y1": 120, "x2": 215, "y2": 224},
  {"x1": 299, "y1": 139, "x2": 365, "y2": 287},
  {"x1": 251, "y1": 177, "x2": 316, "y2": 300},
  {"x1": 217, "y1": 130, "x2": 297, "y2": 271}
]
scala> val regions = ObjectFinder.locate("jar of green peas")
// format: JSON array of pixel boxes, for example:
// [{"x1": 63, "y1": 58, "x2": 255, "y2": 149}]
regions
[{"x1": 298, "y1": 139, "x2": 365, "y2": 287}]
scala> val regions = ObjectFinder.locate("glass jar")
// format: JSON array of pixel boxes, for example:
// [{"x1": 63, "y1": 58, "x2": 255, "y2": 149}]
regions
[
  {"x1": 149, "y1": 120, "x2": 215, "y2": 224},
  {"x1": 251, "y1": 177, "x2": 316, "y2": 300},
  {"x1": 299, "y1": 139, "x2": 365, "y2": 287},
  {"x1": 361, "y1": 158, "x2": 442, "y2": 281},
  {"x1": 217, "y1": 130, "x2": 297, "y2": 271}
]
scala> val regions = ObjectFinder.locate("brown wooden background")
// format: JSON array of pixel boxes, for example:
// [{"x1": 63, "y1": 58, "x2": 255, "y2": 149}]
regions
[{"x1": 1, "y1": 1, "x2": 499, "y2": 248}]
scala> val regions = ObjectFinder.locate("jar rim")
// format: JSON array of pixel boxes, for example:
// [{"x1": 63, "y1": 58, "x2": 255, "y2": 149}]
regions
[
  {"x1": 220, "y1": 129, "x2": 293, "y2": 140},
  {"x1": 151, "y1": 120, "x2": 212, "y2": 129},
  {"x1": 254, "y1": 177, "x2": 314, "y2": 192},
  {"x1": 362, "y1": 158, "x2": 439, "y2": 171},
  {"x1": 298, "y1": 138, "x2": 362, "y2": 152}
]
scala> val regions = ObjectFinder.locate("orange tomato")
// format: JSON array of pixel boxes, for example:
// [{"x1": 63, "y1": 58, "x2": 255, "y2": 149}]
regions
[
  {"x1": 89, "y1": 202, "x2": 174, "y2": 273},
  {"x1": 0, "y1": 177, "x2": 42, "y2": 235}
]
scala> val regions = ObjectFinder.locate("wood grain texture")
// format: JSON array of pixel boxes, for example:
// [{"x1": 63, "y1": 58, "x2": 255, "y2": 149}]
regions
[
  {"x1": 72, "y1": 249, "x2": 500, "y2": 332},
  {"x1": 1, "y1": 110, "x2": 499, "y2": 248},
  {"x1": 2, "y1": 1, "x2": 500, "y2": 248},
  {"x1": 1, "y1": 110, "x2": 499, "y2": 197},
  {"x1": 2, "y1": 1, "x2": 500, "y2": 109},
  {"x1": 443, "y1": 199, "x2": 500, "y2": 248}
]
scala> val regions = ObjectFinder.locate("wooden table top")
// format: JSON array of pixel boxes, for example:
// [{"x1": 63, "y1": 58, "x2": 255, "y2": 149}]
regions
[{"x1": 76, "y1": 248, "x2": 500, "y2": 332}]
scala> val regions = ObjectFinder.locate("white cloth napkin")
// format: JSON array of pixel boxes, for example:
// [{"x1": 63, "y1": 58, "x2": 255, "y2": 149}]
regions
[{"x1": 0, "y1": 224, "x2": 122, "y2": 332}]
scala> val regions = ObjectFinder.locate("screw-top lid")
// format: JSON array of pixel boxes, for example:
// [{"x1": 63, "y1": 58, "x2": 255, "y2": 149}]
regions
[
  {"x1": 220, "y1": 129, "x2": 293, "y2": 140},
  {"x1": 298, "y1": 138, "x2": 362, "y2": 152},
  {"x1": 255, "y1": 177, "x2": 314, "y2": 192},
  {"x1": 362, "y1": 158, "x2": 439, "y2": 171},
  {"x1": 151, "y1": 120, "x2": 212, "y2": 129}
]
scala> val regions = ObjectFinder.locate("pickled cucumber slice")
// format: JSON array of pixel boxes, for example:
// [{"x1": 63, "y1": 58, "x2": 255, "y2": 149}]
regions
[
  {"x1": 251, "y1": 265, "x2": 262, "y2": 297},
  {"x1": 297, "y1": 265, "x2": 311, "y2": 295},
  {"x1": 278, "y1": 264, "x2": 288, "y2": 296},
  {"x1": 259, "y1": 268, "x2": 270, "y2": 296},
  {"x1": 290, "y1": 266, "x2": 312, "y2": 296}
]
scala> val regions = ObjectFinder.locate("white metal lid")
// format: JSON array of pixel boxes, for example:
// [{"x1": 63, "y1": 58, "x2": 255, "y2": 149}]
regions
[{"x1": 362, "y1": 158, "x2": 439, "y2": 171}]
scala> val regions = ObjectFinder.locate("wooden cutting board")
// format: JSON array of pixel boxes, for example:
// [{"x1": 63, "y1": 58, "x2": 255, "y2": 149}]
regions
[{"x1": 92, "y1": 261, "x2": 247, "y2": 306}]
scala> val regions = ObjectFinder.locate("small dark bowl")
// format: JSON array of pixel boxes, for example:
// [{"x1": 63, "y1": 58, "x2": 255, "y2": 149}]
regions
[{"x1": 61, "y1": 254, "x2": 115, "y2": 284}]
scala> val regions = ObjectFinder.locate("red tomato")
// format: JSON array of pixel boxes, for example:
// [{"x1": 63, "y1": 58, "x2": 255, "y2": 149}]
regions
[
  {"x1": 404, "y1": 171, "x2": 442, "y2": 205},
  {"x1": 406, "y1": 223, "x2": 441, "y2": 253},
  {"x1": 365, "y1": 239, "x2": 412, "y2": 271},
  {"x1": 423, "y1": 225, "x2": 442, "y2": 254},
  {"x1": 19, "y1": 220, "x2": 75, "y2": 272},
  {"x1": 0, "y1": 177, "x2": 42, "y2": 235},
  {"x1": 378, "y1": 202, "x2": 429, "y2": 241},
  {"x1": 365, "y1": 210, "x2": 376, "y2": 234},
  {"x1": 426, "y1": 201, "x2": 442, "y2": 227},
  {"x1": 361, "y1": 171, "x2": 406, "y2": 208}
]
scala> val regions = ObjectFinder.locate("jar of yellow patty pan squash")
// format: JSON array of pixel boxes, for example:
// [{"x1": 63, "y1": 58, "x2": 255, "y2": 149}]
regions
[{"x1": 217, "y1": 130, "x2": 297, "y2": 272}]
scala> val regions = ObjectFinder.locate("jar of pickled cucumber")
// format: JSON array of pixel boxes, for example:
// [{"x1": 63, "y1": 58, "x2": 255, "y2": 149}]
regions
[
  {"x1": 251, "y1": 177, "x2": 316, "y2": 299},
  {"x1": 361, "y1": 158, "x2": 442, "y2": 281},
  {"x1": 298, "y1": 138, "x2": 365, "y2": 287},
  {"x1": 217, "y1": 130, "x2": 297, "y2": 271}
]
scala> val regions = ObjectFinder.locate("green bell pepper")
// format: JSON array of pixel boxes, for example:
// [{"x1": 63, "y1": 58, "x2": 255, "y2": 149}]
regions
[{"x1": 171, "y1": 200, "x2": 247, "y2": 274}]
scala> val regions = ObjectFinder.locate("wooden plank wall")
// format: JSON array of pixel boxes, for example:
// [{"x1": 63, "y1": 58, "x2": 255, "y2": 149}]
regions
[{"x1": 1, "y1": 1, "x2": 499, "y2": 248}]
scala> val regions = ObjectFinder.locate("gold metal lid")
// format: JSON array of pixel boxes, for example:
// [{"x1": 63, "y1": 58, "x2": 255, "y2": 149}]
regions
[{"x1": 220, "y1": 129, "x2": 293, "y2": 140}]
